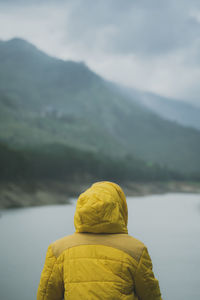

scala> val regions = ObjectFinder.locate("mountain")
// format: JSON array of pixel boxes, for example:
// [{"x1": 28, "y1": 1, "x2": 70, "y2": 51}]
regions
[
  {"x1": 114, "y1": 84, "x2": 200, "y2": 131},
  {"x1": 1, "y1": 38, "x2": 200, "y2": 173}
]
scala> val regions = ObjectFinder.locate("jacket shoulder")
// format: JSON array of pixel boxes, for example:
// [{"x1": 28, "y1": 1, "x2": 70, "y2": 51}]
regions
[
  {"x1": 50, "y1": 233, "x2": 145, "y2": 262},
  {"x1": 110, "y1": 234, "x2": 145, "y2": 262},
  {"x1": 50, "y1": 234, "x2": 80, "y2": 258}
]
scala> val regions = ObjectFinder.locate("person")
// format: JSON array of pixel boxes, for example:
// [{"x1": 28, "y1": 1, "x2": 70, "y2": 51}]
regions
[{"x1": 37, "y1": 181, "x2": 162, "y2": 300}]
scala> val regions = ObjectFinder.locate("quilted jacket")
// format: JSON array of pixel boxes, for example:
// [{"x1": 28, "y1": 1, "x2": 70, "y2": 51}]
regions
[{"x1": 37, "y1": 181, "x2": 162, "y2": 300}]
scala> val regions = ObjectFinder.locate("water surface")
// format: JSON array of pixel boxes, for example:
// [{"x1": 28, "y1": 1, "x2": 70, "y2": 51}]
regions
[{"x1": 0, "y1": 193, "x2": 200, "y2": 300}]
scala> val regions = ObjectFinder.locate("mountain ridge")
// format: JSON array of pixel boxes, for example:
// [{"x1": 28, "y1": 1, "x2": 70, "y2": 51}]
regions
[{"x1": 1, "y1": 38, "x2": 200, "y2": 173}]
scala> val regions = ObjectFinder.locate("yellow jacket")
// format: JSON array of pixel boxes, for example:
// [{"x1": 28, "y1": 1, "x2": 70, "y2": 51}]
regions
[{"x1": 37, "y1": 181, "x2": 162, "y2": 300}]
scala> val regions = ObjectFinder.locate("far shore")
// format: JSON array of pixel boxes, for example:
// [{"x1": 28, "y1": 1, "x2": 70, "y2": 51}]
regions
[{"x1": 0, "y1": 180, "x2": 200, "y2": 209}]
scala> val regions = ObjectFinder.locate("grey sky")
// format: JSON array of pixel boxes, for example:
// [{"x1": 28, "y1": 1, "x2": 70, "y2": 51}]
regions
[{"x1": 0, "y1": 0, "x2": 200, "y2": 106}]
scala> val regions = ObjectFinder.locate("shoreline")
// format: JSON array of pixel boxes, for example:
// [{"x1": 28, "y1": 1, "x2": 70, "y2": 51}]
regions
[
  {"x1": 123, "y1": 181, "x2": 200, "y2": 197},
  {"x1": 0, "y1": 180, "x2": 200, "y2": 209}
]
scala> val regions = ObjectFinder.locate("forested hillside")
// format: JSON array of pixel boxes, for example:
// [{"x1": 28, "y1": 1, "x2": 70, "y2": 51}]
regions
[{"x1": 1, "y1": 38, "x2": 200, "y2": 175}]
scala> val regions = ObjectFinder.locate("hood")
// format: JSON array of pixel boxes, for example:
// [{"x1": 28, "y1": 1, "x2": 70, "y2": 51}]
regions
[{"x1": 74, "y1": 181, "x2": 128, "y2": 234}]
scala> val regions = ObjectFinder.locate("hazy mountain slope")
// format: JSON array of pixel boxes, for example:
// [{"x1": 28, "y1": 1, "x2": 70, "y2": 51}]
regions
[
  {"x1": 115, "y1": 84, "x2": 200, "y2": 131},
  {"x1": 139, "y1": 92, "x2": 200, "y2": 131},
  {"x1": 1, "y1": 38, "x2": 200, "y2": 173}
]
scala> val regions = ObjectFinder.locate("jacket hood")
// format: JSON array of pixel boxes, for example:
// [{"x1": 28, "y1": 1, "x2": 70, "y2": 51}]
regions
[{"x1": 74, "y1": 181, "x2": 128, "y2": 234}]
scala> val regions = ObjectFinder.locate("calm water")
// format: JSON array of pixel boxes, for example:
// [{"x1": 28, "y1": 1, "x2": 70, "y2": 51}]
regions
[{"x1": 0, "y1": 193, "x2": 200, "y2": 300}]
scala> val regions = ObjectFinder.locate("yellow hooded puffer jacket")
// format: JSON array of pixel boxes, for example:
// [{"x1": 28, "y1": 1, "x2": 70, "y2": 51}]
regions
[{"x1": 37, "y1": 181, "x2": 162, "y2": 300}]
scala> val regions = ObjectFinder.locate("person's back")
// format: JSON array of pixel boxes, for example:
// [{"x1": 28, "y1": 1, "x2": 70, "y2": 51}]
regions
[{"x1": 37, "y1": 181, "x2": 162, "y2": 300}]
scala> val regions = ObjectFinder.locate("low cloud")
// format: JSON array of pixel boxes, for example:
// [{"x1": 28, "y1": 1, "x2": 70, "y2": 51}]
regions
[{"x1": 0, "y1": 0, "x2": 200, "y2": 106}]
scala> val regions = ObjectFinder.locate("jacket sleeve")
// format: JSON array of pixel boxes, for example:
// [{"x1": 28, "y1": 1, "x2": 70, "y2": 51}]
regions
[
  {"x1": 37, "y1": 245, "x2": 64, "y2": 300},
  {"x1": 134, "y1": 247, "x2": 162, "y2": 300}
]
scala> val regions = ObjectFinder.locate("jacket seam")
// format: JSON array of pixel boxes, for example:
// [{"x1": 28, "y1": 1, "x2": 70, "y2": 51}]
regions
[
  {"x1": 54, "y1": 243, "x2": 139, "y2": 265},
  {"x1": 67, "y1": 256, "x2": 134, "y2": 265},
  {"x1": 68, "y1": 280, "x2": 131, "y2": 284},
  {"x1": 134, "y1": 246, "x2": 145, "y2": 277},
  {"x1": 40, "y1": 246, "x2": 57, "y2": 298}
]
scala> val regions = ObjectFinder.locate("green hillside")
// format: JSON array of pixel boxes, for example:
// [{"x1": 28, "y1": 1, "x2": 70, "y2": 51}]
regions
[
  {"x1": 1, "y1": 38, "x2": 200, "y2": 173},
  {"x1": 0, "y1": 141, "x2": 185, "y2": 183}
]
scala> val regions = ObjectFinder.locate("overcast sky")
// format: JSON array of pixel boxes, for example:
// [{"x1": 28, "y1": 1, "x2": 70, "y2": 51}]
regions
[{"x1": 0, "y1": 0, "x2": 200, "y2": 106}]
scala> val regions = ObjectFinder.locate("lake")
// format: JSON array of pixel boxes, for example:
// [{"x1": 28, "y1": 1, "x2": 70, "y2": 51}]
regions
[{"x1": 0, "y1": 193, "x2": 200, "y2": 300}]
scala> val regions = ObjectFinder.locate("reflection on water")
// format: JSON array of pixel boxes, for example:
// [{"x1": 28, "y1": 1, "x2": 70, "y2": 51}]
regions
[{"x1": 0, "y1": 193, "x2": 200, "y2": 300}]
